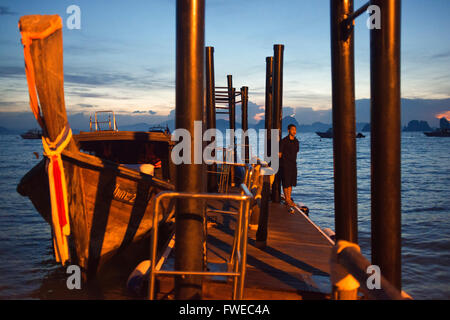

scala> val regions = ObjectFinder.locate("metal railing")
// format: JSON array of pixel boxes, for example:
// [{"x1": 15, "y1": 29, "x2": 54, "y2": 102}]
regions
[
  {"x1": 89, "y1": 110, "x2": 118, "y2": 132},
  {"x1": 206, "y1": 147, "x2": 258, "y2": 193},
  {"x1": 148, "y1": 183, "x2": 255, "y2": 300}
]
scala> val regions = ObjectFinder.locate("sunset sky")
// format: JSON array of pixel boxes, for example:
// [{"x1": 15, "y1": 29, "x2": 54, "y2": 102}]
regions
[{"x1": 0, "y1": 0, "x2": 449, "y2": 127}]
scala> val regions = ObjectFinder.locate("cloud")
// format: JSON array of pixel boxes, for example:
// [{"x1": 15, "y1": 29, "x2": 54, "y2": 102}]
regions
[
  {"x1": 253, "y1": 112, "x2": 264, "y2": 122},
  {"x1": 293, "y1": 106, "x2": 332, "y2": 124},
  {"x1": 435, "y1": 111, "x2": 450, "y2": 120},
  {"x1": 132, "y1": 110, "x2": 157, "y2": 115},
  {"x1": 354, "y1": 98, "x2": 450, "y2": 127},
  {"x1": 62, "y1": 67, "x2": 175, "y2": 91},
  {"x1": 0, "y1": 63, "x2": 174, "y2": 92},
  {"x1": 431, "y1": 51, "x2": 450, "y2": 60},
  {"x1": 0, "y1": 6, "x2": 17, "y2": 16},
  {"x1": 64, "y1": 73, "x2": 136, "y2": 86},
  {"x1": 0, "y1": 66, "x2": 24, "y2": 77},
  {"x1": 77, "y1": 104, "x2": 96, "y2": 109},
  {"x1": 1, "y1": 98, "x2": 448, "y2": 132},
  {"x1": 228, "y1": 101, "x2": 266, "y2": 125}
]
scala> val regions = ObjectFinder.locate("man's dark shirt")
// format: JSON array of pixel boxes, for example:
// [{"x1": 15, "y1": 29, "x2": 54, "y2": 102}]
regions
[{"x1": 280, "y1": 135, "x2": 299, "y2": 167}]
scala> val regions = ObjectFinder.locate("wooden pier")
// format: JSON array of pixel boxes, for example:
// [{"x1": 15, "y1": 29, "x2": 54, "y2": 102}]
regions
[
  {"x1": 155, "y1": 200, "x2": 334, "y2": 300},
  {"x1": 16, "y1": 0, "x2": 405, "y2": 301}
]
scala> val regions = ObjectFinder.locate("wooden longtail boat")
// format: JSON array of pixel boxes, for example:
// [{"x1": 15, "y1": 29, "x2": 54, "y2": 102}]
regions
[
  {"x1": 424, "y1": 130, "x2": 450, "y2": 137},
  {"x1": 16, "y1": 15, "x2": 175, "y2": 279},
  {"x1": 424, "y1": 118, "x2": 450, "y2": 137},
  {"x1": 316, "y1": 128, "x2": 365, "y2": 139},
  {"x1": 20, "y1": 128, "x2": 43, "y2": 139}
]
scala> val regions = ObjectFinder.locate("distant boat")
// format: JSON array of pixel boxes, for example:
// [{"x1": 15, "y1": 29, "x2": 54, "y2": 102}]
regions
[
  {"x1": 148, "y1": 125, "x2": 171, "y2": 134},
  {"x1": 315, "y1": 128, "x2": 365, "y2": 139},
  {"x1": 20, "y1": 129, "x2": 42, "y2": 139},
  {"x1": 424, "y1": 118, "x2": 450, "y2": 137},
  {"x1": 424, "y1": 129, "x2": 450, "y2": 137},
  {"x1": 316, "y1": 130, "x2": 333, "y2": 139}
]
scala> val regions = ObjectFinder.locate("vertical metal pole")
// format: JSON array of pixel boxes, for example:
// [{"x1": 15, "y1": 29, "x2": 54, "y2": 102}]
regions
[
  {"x1": 206, "y1": 47, "x2": 216, "y2": 131},
  {"x1": 206, "y1": 46, "x2": 217, "y2": 191},
  {"x1": 241, "y1": 86, "x2": 249, "y2": 162},
  {"x1": 271, "y1": 44, "x2": 284, "y2": 203},
  {"x1": 227, "y1": 75, "x2": 235, "y2": 132},
  {"x1": 228, "y1": 75, "x2": 236, "y2": 184},
  {"x1": 175, "y1": 0, "x2": 205, "y2": 299},
  {"x1": 149, "y1": 201, "x2": 160, "y2": 299},
  {"x1": 370, "y1": 0, "x2": 402, "y2": 290},
  {"x1": 330, "y1": 0, "x2": 358, "y2": 243}
]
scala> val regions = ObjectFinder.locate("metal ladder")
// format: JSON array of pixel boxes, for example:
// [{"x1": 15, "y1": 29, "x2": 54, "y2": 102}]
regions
[{"x1": 148, "y1": 164, "x2": 262, "y2": 300}]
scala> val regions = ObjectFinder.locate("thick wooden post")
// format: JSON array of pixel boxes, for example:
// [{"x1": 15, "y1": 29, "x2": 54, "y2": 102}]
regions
[
  {"x1": 370, "y1": 0, "x2": 402, "y2": 291},
  {"x1": 175, "y1": 0, "x2": 205, "y2": 299},
  {"x1": 330, "y1": 0, "x2": 358, "y2": 299},
  {"x1": 254, "y1": 57, "x2": 274, "y2": 247},
  {"x1": 271, "y1": 45, "x2": 284, "y2": 203},
  {"x1": 330, "y1": 0, "x2": 358, "y2": 243}
]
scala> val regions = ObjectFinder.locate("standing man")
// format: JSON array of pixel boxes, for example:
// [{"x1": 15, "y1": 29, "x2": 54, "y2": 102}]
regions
[{"x1": 279, "y1": 124, "x2": 299, "y2": 207}]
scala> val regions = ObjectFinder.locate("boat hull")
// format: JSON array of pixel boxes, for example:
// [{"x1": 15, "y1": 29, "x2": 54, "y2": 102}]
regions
[
  {"x1": 17, "y1": 150, "x2": 175, "y2": 279},
  {"x1": 316, "y1": 132, "x2": 333, "y2": 138},
  {"x1": 315, "y1": 132, "x2": 366, "y2": 139},
  {"x1": 424, "y1": 131, "x2": 450, "y2": 137},
  {"x1": 20, "y1": 134, "x2": 42, "y2": 139}
]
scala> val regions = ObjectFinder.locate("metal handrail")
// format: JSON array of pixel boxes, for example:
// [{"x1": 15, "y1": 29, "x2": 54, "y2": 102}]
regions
[
  {"x1": 206, "y1": 159, "x2": 257, "y2": 194},
  {"x1": 91, "y1": 110, "x2": 118, "y2": 131},
  {"x1": 148, "y1": 184, "x2": 254, "y2": 300}
]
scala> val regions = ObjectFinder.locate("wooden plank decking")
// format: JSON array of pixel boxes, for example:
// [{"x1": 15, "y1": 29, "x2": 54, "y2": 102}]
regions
[
  {"x1": 202, "y1": 200, "x2": 334, "y2": 299},
  {"x1": 154, "y1": 199, "x2": 335, "y2": 300}
]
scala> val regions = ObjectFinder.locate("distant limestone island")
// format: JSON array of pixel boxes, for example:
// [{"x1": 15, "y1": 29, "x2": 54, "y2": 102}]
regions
[
  {"x1": 0, "y1": 126, "x2": 18, "y2": 134},
  {"x1": 362, "y1": 120, "x2": 434, "y2": 132},
  {"x1": 360, "y1": 118, "x2": 449, "y2": 137},
  {"x1": 403, "y1": 120, "x2": 432, "y2": 132},
  {"x1": 399, "y1": 118, "x2": 450, "y2": 137},
  {"x1": 5, "y1": 117, "x2": 448, "y2": 138}
]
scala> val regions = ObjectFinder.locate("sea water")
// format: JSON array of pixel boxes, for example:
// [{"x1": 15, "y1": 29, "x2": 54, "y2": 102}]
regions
[{"x1": 0, "y1": 132, "x2": 448, "y2": 299}]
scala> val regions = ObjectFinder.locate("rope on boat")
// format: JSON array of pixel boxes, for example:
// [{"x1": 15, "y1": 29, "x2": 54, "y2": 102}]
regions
[{"x1": 19, "y1": 17, "x2": 72, "y2": 266}]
